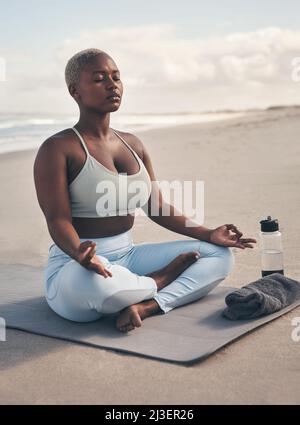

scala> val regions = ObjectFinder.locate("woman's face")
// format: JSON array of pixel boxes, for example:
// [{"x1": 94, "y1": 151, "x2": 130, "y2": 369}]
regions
[{"x1": 72, "y1": 54, "x2": 123, "y2": 112}]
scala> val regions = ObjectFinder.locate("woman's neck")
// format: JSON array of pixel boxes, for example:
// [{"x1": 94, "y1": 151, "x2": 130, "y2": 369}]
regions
[{"x1": 76, "y1": 109, "x2": 111, "y2": 139}]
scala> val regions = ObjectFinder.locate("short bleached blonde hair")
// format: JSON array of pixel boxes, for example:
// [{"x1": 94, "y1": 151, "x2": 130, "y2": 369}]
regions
[{"x1": 64, "y1": 48, "x2": 109, "y2": 89}]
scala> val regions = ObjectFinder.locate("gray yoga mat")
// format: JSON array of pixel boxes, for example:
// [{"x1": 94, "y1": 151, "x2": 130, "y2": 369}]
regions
[{"x1": 1, "y1": 263, "x2": 300, "y2": 365}]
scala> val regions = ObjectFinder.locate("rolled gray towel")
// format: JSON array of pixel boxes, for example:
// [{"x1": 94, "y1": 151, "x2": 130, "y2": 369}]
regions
[{"x1": 222, "y1": 273, "x2": 300, "y2": 320}]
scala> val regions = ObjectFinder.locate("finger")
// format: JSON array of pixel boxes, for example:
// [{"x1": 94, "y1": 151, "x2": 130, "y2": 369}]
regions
[
  {"x1": 87, "y1": 242, "x2": 96, "y2": 251},
  {"x1": 228, "y1": 231, "x2": 241, "y2": 240},
  {"x1": 104, "y1": 267, "x2": 113, "y2": 277},
  {"x1": 79, "y1": 240, "x2": 93, "y2": 252},
  {"x1": 79, "y1": 243, "x2": 90, "y2": 253},
  {"x1": 105, "y1": 268, "x2": 113, "y2": 277},
  {"x1": 86, "y1": 246, "x2": 96, "y2": 260},
  {"x1": 91, "y1": 264, "x2": 107, "y2": 277},
  {"x1": 98, "y1": 266, "x2": 113, "y2": 278},
  {"x1": 80, "y1": 247, "x2": 93, "y2": 265},
  {"x1": 231, "y1": 227, "x2": 243, "y2": 238},
  {"x1": 239, "y1": 238, "x2": 257, "y2": 243},
  {"x1": 86, "y1": 242, "x2": 97, "y2": 255},
  {"x1": 234, "y1": 242, "x2": 246, "y2": 249},
  {"x1": 226, "y1": 224, "x2": 243, "y2": 238},
  {"x1": 241, "y1": 243, "x2": 255, "y2": 248},
  {"x1": 83, "y1": 246, "x2": 92, "y2": 254},
  {"x1": 81, "y1": 245, "x2": 95, "y2": 261},
  {"x1": 81, "y1": 249, "x2": 96, "y2": 267},
  {"x1": 90, "y1": 264, "x2": 109, "y2": 277},
  {"x1": 237, "y1": 243, "x2": 256, "y2": 249}
]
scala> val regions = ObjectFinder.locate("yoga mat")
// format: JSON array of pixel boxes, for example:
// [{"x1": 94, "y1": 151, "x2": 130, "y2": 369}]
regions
[{"x1": 1, "y1": 263, "x2": 300, "y2": 365}]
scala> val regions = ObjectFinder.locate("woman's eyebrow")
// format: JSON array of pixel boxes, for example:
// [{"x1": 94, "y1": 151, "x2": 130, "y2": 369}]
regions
[{"x1": 92, "y1": 69, "x2": 119, "y2": 74}]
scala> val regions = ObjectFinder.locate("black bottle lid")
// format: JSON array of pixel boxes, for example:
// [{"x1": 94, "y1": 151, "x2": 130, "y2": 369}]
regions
[{"x1": 260, "y1": 215, "x2": 279, "y2": 232}]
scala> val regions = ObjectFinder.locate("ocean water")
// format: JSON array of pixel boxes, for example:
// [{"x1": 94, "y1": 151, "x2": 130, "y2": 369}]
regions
[{"x1": 0, "y1": 111, "x2": 246, "y2": 155}]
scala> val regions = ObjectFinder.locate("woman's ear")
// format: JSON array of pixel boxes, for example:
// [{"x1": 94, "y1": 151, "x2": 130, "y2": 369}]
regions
[{"x1": 68, "y1": 83, "x2": 79, "y2": 100}]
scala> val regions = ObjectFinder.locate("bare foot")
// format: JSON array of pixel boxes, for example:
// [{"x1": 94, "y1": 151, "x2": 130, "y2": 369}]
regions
[
  {"x1": 116, "y1": 304, "x2": 145, "y2": 333},
  {"x1": 116, "y1": 251, "x2": 201, "y2": 332}
]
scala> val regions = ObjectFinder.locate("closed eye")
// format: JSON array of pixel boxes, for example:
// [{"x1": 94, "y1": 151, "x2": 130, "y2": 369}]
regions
[{"x1": 94, "y1": 78, "x2": 120, "y2": 82}]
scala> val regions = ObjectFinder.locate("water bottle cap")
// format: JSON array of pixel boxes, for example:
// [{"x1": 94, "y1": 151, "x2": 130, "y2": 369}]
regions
[{"x1": 260, "y1": 215, "x2": 279, "y2": 232}]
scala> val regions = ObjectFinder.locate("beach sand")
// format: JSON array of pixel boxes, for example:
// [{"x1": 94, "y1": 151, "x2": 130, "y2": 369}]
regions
[{"x1": 0, "y1": 107, "x2": 300, "y2": 404}]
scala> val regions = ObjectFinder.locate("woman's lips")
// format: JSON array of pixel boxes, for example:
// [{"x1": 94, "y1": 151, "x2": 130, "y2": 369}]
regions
[{"x1": 107, "y1": 96, "x2": 121, "y2": 102}]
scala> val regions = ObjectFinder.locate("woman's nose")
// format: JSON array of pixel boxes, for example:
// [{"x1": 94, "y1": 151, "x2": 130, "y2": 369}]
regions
[{"x1": 106, "y1": 77, "x2": 119, "y2": 90}]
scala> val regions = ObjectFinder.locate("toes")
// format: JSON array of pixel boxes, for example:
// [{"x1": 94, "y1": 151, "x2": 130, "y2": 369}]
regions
[
  {"x1": 116, "y1": 316, "x2": 127, "y2": 328},
  {"x1": 127, "y1": 324, "x2": 135, "y2": 331},
  {"x1": 116, "y1": 320, "x2": 126, "y2": 330},
  {"x1": 116, "y1": 308, "x2": 142, "y2": 332},
  {"x1": 132, "y1": 315, "x2": 142, "y2": 328},
  {"x1": 120, "y1": 324, "x2": 135, "y2": 332},
  {"x1": 118, "y1": 325, "x2": 128, "y2": 332},
  {"x1": 117, "y1": 322, "x2": 134, "y2": 332}
]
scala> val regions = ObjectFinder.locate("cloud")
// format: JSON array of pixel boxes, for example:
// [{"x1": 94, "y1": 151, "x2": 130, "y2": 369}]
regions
[
  {"x1": 2, "y1": 24, "x2": 300, "y2": 113},
  {"x1": 54, "y1": 24, "x2": 300, "y2": 86}
]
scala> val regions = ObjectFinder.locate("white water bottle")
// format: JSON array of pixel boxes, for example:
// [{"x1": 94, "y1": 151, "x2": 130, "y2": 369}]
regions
[{"x1": 259, "y1": 215, "x2": 284, "y2": 277}]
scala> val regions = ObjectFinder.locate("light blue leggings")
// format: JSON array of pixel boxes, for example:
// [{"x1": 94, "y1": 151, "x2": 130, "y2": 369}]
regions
[{"x1": 43, "y1": 229, "x2": 235, "y2": 322}]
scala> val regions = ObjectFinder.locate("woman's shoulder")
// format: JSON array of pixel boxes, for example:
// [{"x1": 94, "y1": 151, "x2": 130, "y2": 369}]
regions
[
  {"x1": 42, "y1": 128, "x2": 74, "y2": 145},
  {"x1": 113, "y1": 129, "x2": 144, "y2": 161},
  {"x1": 37, "y1": 128, "x2": 76, "y2": 156}
]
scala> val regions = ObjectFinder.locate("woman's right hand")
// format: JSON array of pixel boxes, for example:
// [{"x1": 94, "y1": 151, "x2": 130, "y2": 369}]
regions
[{"x1": 76, "y1": 240, "x2": 113, "y2": 278}]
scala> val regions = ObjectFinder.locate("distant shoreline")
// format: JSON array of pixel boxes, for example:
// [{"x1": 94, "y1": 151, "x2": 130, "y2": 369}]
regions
[
  {"x1": 0, "y1": 103, "x2": 299, "y2": 117},
  {"x1": 0, "y1": 105, "x2": 299, "y2": 156}
]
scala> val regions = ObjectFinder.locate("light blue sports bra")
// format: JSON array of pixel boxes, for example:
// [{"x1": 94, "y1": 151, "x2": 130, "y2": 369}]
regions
[{"x1": 69, "y1": 127, "x2": 152, "y2": 218}]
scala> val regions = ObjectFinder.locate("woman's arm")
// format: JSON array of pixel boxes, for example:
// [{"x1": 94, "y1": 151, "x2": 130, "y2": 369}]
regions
[
  {"x1": 132, "y1": 134, "x2": 256, "y2": 249},
  {"x1": 33, "y1": 136, "x2": 82, "y2": 260},
  {"x1": 145, "y1": 200, "x2": 213, "y2": 242}
]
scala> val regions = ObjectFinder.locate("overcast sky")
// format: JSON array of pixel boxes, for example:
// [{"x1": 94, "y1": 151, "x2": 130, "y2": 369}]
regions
[{"x1": 0, "y1": 0, "x2": 300, "y2": 114}]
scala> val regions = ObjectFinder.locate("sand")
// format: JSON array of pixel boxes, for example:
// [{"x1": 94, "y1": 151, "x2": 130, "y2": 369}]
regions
[{"x1": 0, "y1": 107, "x2": 300, "y2": 404}]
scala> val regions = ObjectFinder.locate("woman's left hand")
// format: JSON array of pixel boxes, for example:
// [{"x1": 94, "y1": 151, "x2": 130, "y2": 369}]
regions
[{"x1": 208, "y1": 224, "x2": 257, "y2": 249}]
